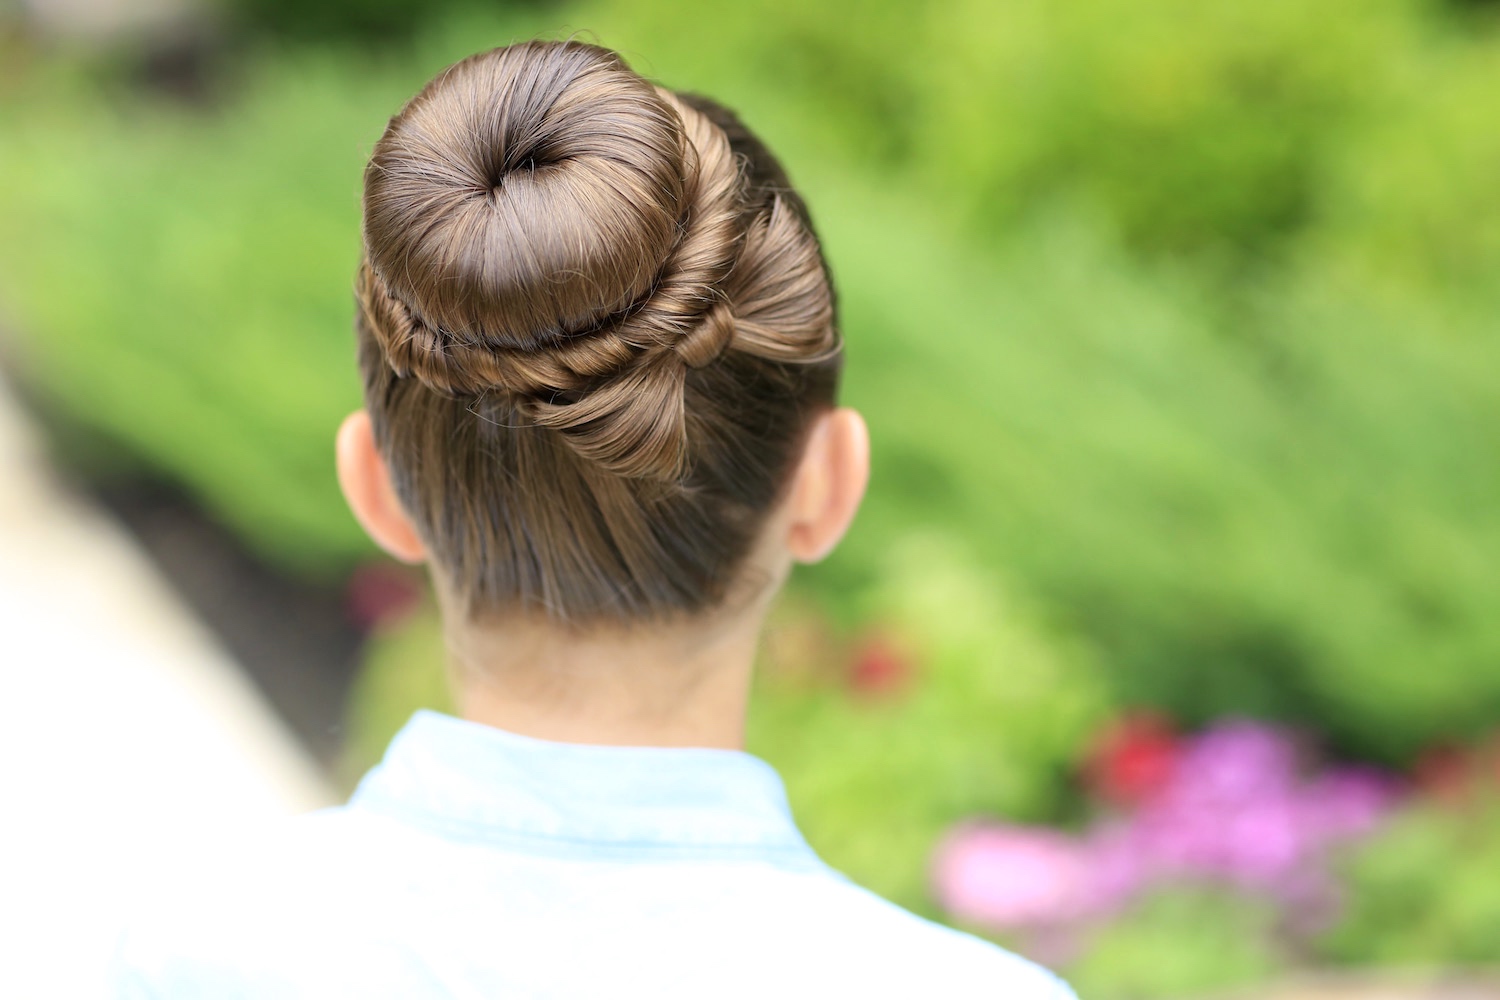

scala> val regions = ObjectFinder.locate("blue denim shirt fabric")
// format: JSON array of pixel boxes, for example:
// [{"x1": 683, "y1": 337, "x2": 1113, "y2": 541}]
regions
[{"x1": 110, "y1": 710, "x2": 1077, "y2": 998}]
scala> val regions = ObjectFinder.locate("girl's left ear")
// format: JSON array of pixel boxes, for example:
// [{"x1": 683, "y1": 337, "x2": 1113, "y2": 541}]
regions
[
  {"x1": 783, "y1": 407, "x2": 871, "y2": 564},
  {"x1": 336, "y1": 411, "x2": 427, "y2": 564}
]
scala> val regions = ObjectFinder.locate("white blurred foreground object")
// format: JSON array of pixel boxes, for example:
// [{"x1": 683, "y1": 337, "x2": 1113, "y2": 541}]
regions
[{"x1": 0, "y1": 372, "x2": 331, "y2": 998}]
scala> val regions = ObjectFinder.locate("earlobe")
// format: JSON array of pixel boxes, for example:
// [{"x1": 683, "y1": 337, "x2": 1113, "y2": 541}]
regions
[
  {"x1": 336, "y1": 411, "x2": 428, "y2": 564},
  {"x1": 785, "y1": 407, "x2": 870, "y2": 564}
]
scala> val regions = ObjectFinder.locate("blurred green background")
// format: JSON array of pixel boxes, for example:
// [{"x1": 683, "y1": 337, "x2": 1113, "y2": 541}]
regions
[{"x1": 3, "y1": 0, "x2": 1499, "y2": 995}]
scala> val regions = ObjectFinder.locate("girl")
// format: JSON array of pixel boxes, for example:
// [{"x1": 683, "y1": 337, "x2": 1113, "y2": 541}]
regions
[{"x1": 111, "y1": 39, "x2": 1076, "y2": 999}]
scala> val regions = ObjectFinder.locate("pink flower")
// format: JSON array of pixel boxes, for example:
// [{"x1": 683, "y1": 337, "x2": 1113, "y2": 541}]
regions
[{"x1": 932, "y1": 823, "x2": 1094, "y2": 928}]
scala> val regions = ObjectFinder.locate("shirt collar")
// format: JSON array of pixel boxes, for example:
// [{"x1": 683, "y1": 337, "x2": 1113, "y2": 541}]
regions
[{"x1": 351, "y1": 710, "x2": 823, "y2": 869}]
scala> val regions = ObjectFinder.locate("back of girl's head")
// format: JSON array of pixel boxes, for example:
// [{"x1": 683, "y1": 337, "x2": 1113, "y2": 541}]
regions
[{"x1": 354, "y1": 39, "x2": 842, "y2": 624}]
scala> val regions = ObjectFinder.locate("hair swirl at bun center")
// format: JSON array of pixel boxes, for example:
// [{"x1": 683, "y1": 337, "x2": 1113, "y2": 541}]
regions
[{"x1": 358, "y1": 40, "x2": 748, "y2": 480}]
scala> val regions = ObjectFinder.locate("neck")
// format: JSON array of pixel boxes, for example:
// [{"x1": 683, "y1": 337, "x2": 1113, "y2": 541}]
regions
[{"x1": 443, "y1": 603, "x2": 767, "y2": 750}]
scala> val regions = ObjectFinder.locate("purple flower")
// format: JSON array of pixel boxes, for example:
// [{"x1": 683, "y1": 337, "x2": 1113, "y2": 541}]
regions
[
  {"x1": 1216, "y1": 792, "x2": 1310, "y2": 884},
  {"x1": 1121, "y1": 722, "x2": 1392, "y2": 891},
  {"x1": 932, "y1": 718, "x2": 1404, "y2": 938},
  {"x1": 1166, "y1": 719, "x2": 1299, "y2": 808},
  {"x1": 1302, "y1": 766, "x2": 1401, "y2": 842}
]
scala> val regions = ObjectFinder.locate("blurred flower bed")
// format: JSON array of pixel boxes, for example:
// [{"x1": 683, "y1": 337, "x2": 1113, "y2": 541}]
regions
[
  {"x1": 939, "y1": 717, "x2": 1399, "y2": 939},
  {"x1": 4, "y1": 0, "x2": 1500, "y2": 996},
  {"x1": 933, "y1": 714, "x2": 1500, "y2": 997}
]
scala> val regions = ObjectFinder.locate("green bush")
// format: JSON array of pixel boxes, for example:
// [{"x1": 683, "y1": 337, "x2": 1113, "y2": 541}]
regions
[
  {"x1": 799, "y1": 178, "x2": 1500, "y2": 760},
  {"x1": 225, "y1": 0, "x2": 529, "y2": 40},
  {"x1": 750, "y1": 535, "x2": 1107, "y2": 912},
  {"x1": 1321, "y1": 801, "x2": 1500, "y2": 965},
  {"x1": 909, "y1": 0, "x2": 1423, "y2": 261},
  {"x1": 1066, "y1": 888, "x2": 1285, "y2": 1000},
  {"x1": 1299, "y1": 36, "x2": 1500, "y2": 306},
  {"x1": 589, "y1": 0, "x2": 1427, "y2": 264}
]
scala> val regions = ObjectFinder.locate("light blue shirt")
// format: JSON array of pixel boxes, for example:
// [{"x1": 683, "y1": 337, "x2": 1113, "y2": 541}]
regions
[{"x1": 110, "y1": 709, "x2": 1076, "y2": 998}]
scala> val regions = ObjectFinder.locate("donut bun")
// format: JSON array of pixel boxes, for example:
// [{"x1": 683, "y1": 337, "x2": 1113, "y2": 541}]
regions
[{"x1": 358, "y1": 40, "x2": 755, "y2": 481}]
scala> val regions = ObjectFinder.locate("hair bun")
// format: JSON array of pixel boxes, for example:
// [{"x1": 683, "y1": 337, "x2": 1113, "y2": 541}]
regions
[{"x1": 359, "y1": 40, "x2": 756, "y2": 480}]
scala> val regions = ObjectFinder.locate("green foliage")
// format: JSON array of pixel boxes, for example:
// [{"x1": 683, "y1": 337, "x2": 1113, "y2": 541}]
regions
[
  {"x1": 795, "y1": 174, "x2": 1500, "y2": 760},
  {"x1": 582, "y1": 0, "x2": 1431, "y2": 265},
  {"x1": 224, "y1": 0, "x2": 530, "y2": 40},
  {"x1": 1300, "y1": 38, "x2": 1500, "y2": 305},
  {"x1": 749, "y1": 536, "x2": 1107, "y2": 913},
  {"x1": 1320, "y1": 801, "x2": 1500, "y2": 965},
  {"x1": 1066, "y1": 888, "x2": 1285, "y2": 999},
  {"x1": 909, "y1": 0, "x2": 1422, "y2": 261}
]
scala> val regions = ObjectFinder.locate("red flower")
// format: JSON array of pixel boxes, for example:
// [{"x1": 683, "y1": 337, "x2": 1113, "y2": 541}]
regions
[
  {"x1": 846, "y1": 632, "x2": 914, "y2": 698},
  {"x1": 1083, "y1": 711, "x2": 1181, "y2": 808},
  {"x1": 1414, "y1": 738, "x2": 1500, "y2": 806}
]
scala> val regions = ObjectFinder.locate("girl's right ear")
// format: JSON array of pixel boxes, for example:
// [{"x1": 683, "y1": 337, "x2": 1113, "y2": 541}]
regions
[{"x1": 336, "y1": 411, "x2": 427, "y2": 564}]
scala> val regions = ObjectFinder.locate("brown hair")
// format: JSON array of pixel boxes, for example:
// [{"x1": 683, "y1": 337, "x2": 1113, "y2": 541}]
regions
[{"x1": 354, "y1": 40, "x2": 842, "y2": 624}]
